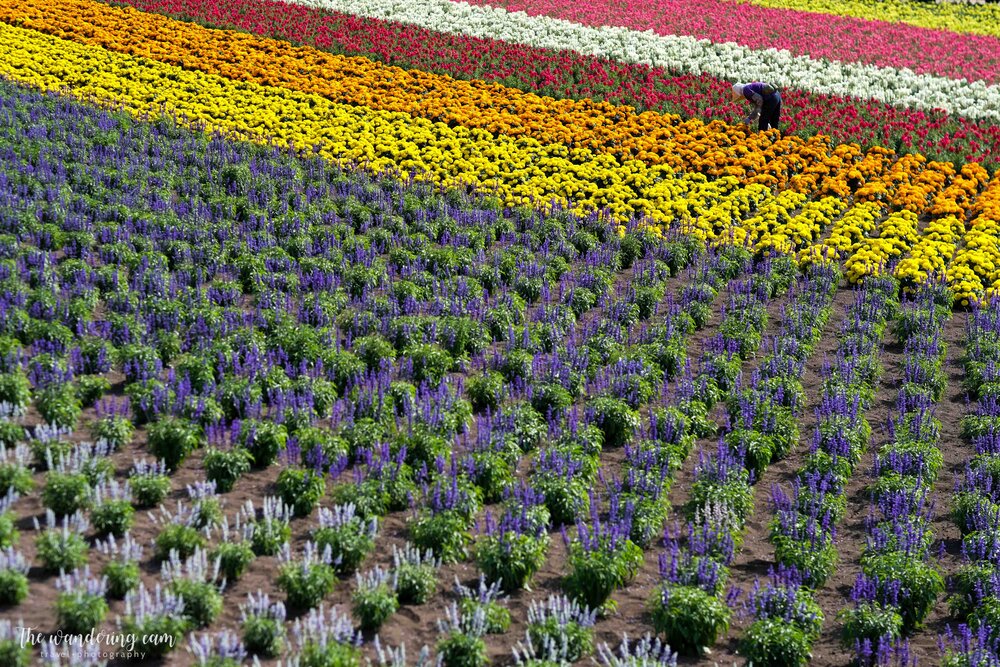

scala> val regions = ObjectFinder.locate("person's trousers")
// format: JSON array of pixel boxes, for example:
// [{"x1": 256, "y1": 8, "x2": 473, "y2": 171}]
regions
[{"x1": 759, "y1": 92, "x2": 781, "y2": 132}]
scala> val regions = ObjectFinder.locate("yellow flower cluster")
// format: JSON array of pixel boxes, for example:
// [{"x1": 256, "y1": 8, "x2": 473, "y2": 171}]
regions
[
  {"x1": 843, "y1": 210, "x2": 920, "y2": 284},
  {"x1": 750, "y1": 0, "x2": 1000, "y2": 37},
  {"x1": 797, "y1": 201, "x2": 881, "y2": 268},
  {"x1": 676, "y1": 182, "x2": 773, "y2": 245},
  {"x1": 893, "y1": 215, "x2": 964, "y2": 287},
  {"x1": 738, "y1": 191, "x2": 809, "y2": 253},
  {"x1": 742, "y1": 194, "x2": 847, "y2": 255},
  {"x1": 948, "y1": 174, "x2": 1000, "y2": 306}
]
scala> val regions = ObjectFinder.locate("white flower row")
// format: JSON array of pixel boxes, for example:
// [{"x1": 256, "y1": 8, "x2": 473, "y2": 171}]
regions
[{"x1": 282, "y1": 0, "x2": 1000, "y2": 121}]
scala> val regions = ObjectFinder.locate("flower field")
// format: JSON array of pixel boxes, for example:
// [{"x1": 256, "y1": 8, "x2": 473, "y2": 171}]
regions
[{"x1": 0, "y1": 0, "x2": 999, "y2": 666}]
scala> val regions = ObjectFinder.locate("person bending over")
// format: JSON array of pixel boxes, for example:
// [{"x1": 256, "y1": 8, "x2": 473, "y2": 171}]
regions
[{"x1": 732, "y1": 82, "x2": 781, "y2": 133}]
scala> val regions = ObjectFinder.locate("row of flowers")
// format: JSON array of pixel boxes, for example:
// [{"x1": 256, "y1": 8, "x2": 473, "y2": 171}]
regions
[
  {"x1": 944, "y1": 300, "x2": 1000, "y2": 664},
  {"x1": 454, "y1": 0, "x2": 1000, "y2": 84},
  {"x1": 14, "y1": 0, "x2": 982, "y2": 206},
  {"x1": 7, "y1": 7, "x2": 1000, "y2": 306},
  {"x1": 718, "y1": 266, "x2": 839, "y2": 665},
  {"x1": 649, "y1": 259, "x2": 840, "y2": 662},
  {"x1": 0, "y1": 19, "x2": 726, "y2": 224},
  {"x1": 274, "y1": 0, "x2": 1000, "y2": 121},
  {"x1": 848, "y1": 285, "x2": 951, "y2": 665},
  {"x1": 949, "y1": 174, "x2": 1000, "y2": 307},
  {"x1": 11, "y1": 0, "x2": 1000, "y2": 217},
  {"x1": 108, "y1": 0, "x2": 1000, "y2": 167},
  {"x1": 749, "y1": 0, "x2": 1000, "y2": 38},
  {"x1": 774, "y1": 275, "x2": 894, "y2": 663}
]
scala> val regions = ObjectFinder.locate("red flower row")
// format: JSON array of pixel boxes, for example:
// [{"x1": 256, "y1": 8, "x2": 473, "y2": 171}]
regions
[{"x1": 108, "y1": 0, "x2": 1000, "y2": 168}]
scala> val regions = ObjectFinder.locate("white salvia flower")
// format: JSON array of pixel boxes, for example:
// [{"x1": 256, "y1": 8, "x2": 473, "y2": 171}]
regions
[
  {"x1": 0, "y1": 400, "x2": 24, "y2": 418},
  {"x1": 122, "y1": 582, "x2": 186, "y2": 623},
  {"x1": 597, "y1": 633, "x2": 678, "y2": 667},
  {"x1": 279, "y1": 540, "x2": 334, "y2": 568},
  {"x1": 34, "y1": 508, "x2": 89, "y2": 534},
  {"x1": 0, "y1": 547, "x2": 28, "y2": 574},
  {"x1": 33, "y1": 423, "x2": 72, "y2": 443},
  {"x1": 263, "y1": 496, "x2": 294, "y2": 523},
  {"x1": 391, "y1": 542, "x2": 439, "y2": 569},
  {"x1": 51, "y1": 440, "x2": 112, "y2": 476},
  {"x1": 92, "y1": 478, "x2": 132, "y2": 505},
  {"x1": 526, "y1": 594, "x2": 597, "y2": 628},
  {"x1": 241, "y1": 589, "x2": 286, "y2": 623},
  {"x1": 693, "y1": 498, "x2": 739, "y2": 533},
  {"x1": 355, "y1": 565, "x2": 397, "y2": 592},
  {"x1": 55, "y1": 565, "x2": 108, "y2": 597},
  {"x1": 147, "y1": 499, "x2": 212, "y2": 538},
  {"x1": 130, "y1": 457, "x2": 168, "y2": 478},
  {"x1": 0, "y1": 442, "x2": 31, "y2": 467},
  {"x1": 218, "y1": 514, "x2": 234, "y2": 537},
  {"x1": 237, "y1": 499, "x2": 255, "y2": 526},
  {"x1": 241, "y1": 496, "x2": 294, "y2": 526},
  {"x1": 513, "y1": 630, "x2": 573, "y2": 666},
  {"x1": 40, "y1": 638, "x2": 108, "y2": 667},
  {"x1": 437, "y1": 600, "x2": 487, "y2": 638},
  {"x1": 454, "y1": 574, "x2": 505, "y2": 605},
  {"x1": 188, "y1": 629, "x2": 247, "y2": 665},
  {"x1": 186, "y1": 479, "x2": 218, "y2": 500},
  {"x1": 160, "y1": 546, "x2": 222, "y2": 586},
  {"x1": 95, "y1": 531, "x2": 144, "y2": 562},
  {"x1": 0, "y1": 617, "x2": 25, "y2": 641},
  {"x1": 0, "y1": 489, "x2": 19, "y2": 515},
  {"x1": 290, "y1": 603, "x2": 359, "y2": 649},
  {"x1": 373, "y1": 637, "x2": 432, "y2": 667},
  {"x1": 316, "y1": 504, "x2": 379, "y2": 541}
]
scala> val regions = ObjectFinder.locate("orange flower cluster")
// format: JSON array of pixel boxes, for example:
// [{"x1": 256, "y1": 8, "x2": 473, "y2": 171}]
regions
[{"x1": 930, "y1": 162, "x2": 990, "y2": 218}]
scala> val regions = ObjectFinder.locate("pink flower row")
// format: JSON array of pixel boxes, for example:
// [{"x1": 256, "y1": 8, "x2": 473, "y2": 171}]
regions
[{"x1": 456, "y1": 0, "x2": 1000, "y2": 85}]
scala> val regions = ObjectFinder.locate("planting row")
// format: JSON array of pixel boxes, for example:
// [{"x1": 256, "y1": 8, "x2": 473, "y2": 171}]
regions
[
  {"x1": 942, "y1": 299, "x2": 1000, "y2": 664},
  {"x1": 748, "y1": 0, "x2": 1000, "y2": 37},
  {"x1": 109, "y1": 0, "x2": 1000, "y2": 167},
  {"x1": 279, "y1": 0, "x2": 1000, "y2": 122},
  {"x1": 4, "y1": 2, "x2": 1000, "y2": 305}
]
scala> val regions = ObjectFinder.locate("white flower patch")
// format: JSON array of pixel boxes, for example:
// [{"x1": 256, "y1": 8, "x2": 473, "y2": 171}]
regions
[{"x1": 284, "y1": 0, "x2": 1000, "y2": 120}]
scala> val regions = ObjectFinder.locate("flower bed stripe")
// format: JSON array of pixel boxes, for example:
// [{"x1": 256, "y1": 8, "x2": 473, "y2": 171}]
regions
[
  {"x1": 950, "y1": 176, "x2": 1000, "y2": 304},
  {"x1": 275, "y1": 0, "x2": 1000, "y2": 122},
  {"x1": 104, "y1": 0, "x2": 1000, "y2": 168},
  {"x1": 749, "y1": 0, "x2": 1000, "y2": 39},
  {"x1": 943, "y1": 302, "x2": 1000, "y2": 663},
  {"x1": 5, "y1": 1, "x2": 997, "y2": 305},
  {"x1": 0, "y1": 20, "x2": 794, "y2": 231},
  {"x1": 2, "y1": 0, "x2": 957, "y2": 216},
  {"x1": 0, "y1": 0, "x2": 823, "y2": 187},
  {"x1": 453, "y1": 0, "x2": 1000, "y2": 85},
  {"x1": 847, "y1": 290, "x2": 951, "y2": 659}
]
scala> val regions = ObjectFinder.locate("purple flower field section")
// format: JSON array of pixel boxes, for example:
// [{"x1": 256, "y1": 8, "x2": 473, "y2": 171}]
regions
[{"x1": 0, "y1": 76, "x2": 997, "y2": 666}]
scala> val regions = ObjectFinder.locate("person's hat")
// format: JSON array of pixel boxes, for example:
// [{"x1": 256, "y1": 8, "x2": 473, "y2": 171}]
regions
[{"x1": 731, "y1": 83, "x2": 744, "y2": 102}]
